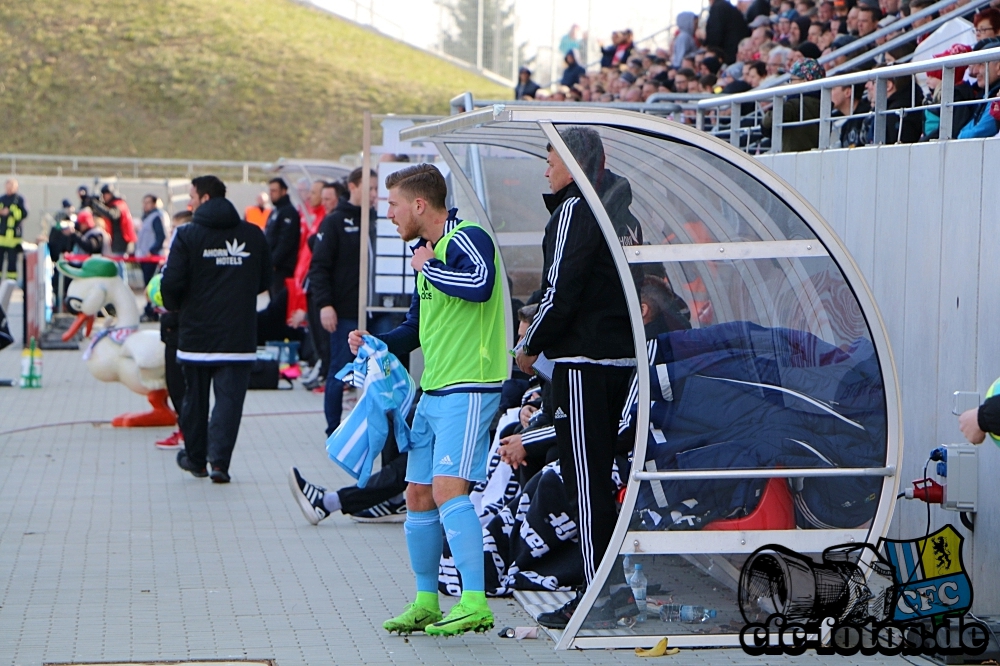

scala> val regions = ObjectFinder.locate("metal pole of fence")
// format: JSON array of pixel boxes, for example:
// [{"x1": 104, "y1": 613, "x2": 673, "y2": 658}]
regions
[
  {"x1": 771, "y1": 96, "x2": 783, "y2": 153},
  {"x1": 358, "y1": 111, "x2": 372, "y2": 333},
  {"x1": 940, "y1": 68, "x2": 955, "y2": 141},
  {"x1": 873, "y1": 79, "x2": 888, "y2": 145},
  {"x1": 730, "y1": 101, "x2": 741, "y2": 148},
  {"x1": 243, "y1": 164, "x2": 250, "y2": 184},
  {"x1": 818, "y1": 87, "x2": 832, "y2": 150}
]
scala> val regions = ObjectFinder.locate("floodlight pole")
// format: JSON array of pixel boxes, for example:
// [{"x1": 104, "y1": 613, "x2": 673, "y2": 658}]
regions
[{"x1": 477, "y1": 0, "x2": 485, "y2": 71}]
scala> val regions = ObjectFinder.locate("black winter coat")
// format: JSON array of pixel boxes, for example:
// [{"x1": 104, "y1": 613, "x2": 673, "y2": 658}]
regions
[
  {"x1": 863, "y1": 89, "x2": 922, "y2": 145},
  {"x1": 705, "y1": 0, "x2": 750, "y2": 65},
  {"x1": 515, "y1": 79, "x2": 541, "y2": 99},
  {"x1": 522, "y1": 182, "x2": 634, "y2": 362},
  {"x1": 160, "y1": 197, "x2": 272, "y2": 362},
  {"x1": 307, "y1": 199, "x2": 376, "y2": 321},
  {"x1": 264, "y1": 194, "x2": 300, "y2": 279}
]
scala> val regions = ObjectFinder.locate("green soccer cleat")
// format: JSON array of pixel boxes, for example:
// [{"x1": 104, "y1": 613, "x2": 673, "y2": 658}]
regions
[
  {"x1": 424, "y1": 601, "x2": 494, "y2": 637},
  {"x1": 383, "y1": 602, "x2": 443, "y2": 635}
]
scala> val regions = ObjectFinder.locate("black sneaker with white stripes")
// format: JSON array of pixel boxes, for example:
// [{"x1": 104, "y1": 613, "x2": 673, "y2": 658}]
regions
[
  {"x1": 349, "y1": 498, "x2": 407, "y2": 523},
  {"x1": 288, "y1": 467, "x2": 331, "y2": 525}
]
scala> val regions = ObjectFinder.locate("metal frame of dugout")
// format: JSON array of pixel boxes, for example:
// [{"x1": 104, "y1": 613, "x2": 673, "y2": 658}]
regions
[{"x1": 397, "y1": 105, "x2": 904, "y2": 651}]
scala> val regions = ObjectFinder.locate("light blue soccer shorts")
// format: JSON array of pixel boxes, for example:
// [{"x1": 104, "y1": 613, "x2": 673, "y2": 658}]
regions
[{"x1": 406, "y1": 391, "x2": 501, "y2": 485}]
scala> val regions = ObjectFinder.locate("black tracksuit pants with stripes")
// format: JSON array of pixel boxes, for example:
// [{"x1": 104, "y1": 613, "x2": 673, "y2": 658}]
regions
[{"x1": 551, "y1": 363, "x2": 633, "y2": 586}]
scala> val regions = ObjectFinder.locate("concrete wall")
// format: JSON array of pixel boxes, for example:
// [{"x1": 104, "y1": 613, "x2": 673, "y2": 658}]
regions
[
  {"x1": 759, "y1": 138, "x2": 1000, "y2": 614},
  {"x1": 2, "y1": 174, "x2": 269, "y2": 240}
]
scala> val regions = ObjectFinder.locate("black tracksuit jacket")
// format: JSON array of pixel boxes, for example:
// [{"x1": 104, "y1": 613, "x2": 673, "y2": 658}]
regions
[
  {"x1": 307, "y1": 199, "x2": 376, "y2": 321},
  {"x1": 264, "y1": 194, "x2": 300, "y2": 280},
  {"x1": 522, "y1": 181, "x2": 634, "y2": 361},
  {"x1": 160, "y1": 198, "x2": 272, "y2": 363}
]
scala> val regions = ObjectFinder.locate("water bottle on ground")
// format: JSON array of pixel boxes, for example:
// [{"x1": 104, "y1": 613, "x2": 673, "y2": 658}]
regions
[
  {"x1": 679, "y1": 605, "x2": 717, "y2": 623},
  {"x1": 622, "y1": 555, "x2": 633, "y2": 586},
  {"x1": 630, "y1": 564, "x2": 648, "y2": 623},
  {"x1": 659, "y1": 603, "x2": 681, "y2": 622},
  {"x1": 20, "y1": 337, "x2": 42, "y2": 389}
]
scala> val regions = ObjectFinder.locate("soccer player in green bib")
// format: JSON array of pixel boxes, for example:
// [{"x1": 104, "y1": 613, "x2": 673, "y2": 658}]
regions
[{"x1": 348, "y1": 164, "x2": 507, "y2": 636}]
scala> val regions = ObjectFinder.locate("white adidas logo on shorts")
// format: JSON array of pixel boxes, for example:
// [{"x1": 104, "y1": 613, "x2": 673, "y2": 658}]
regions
[
  {"x1": 439, "y1": 454, "x2": 454, "y2": 465},
  {"x1": 554, "y1": 407, "x2": 568, "y2": 419}
]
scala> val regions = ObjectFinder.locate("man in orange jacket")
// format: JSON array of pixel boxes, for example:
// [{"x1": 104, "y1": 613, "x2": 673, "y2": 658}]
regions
[{"x1": 244, "y1": 192, "x2": 271, "y2": 229}]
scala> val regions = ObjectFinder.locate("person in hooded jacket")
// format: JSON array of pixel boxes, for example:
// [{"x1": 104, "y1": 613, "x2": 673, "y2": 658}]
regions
[
  {"x1": 515, "y1": 128, "x2": 635, "y2": 629},
  {"x1": 160, "y1": 175, "x2": 272, "y2": 483},
  {"x1": 309, "y1": 167, "x2": 378, "y2": 434},
  {"x1": 560, "y1": 51, "x2": 587, "y2": 87},
  {"x1": 672, "y1": 12, "x2": 700, "y2": 68}
]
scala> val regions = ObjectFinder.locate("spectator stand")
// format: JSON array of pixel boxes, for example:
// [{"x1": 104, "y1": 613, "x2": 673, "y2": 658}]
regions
[
  {"x1": 399, "y1": 104, "x2": 903, "y2": 650},
  {"x1": 697, "y1": 45, "x2": 1000, "y2": 152}
]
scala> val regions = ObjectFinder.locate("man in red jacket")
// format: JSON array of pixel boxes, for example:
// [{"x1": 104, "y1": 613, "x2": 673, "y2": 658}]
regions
[
  {"x1": 93, "y1": 184, "x2": 136, "y2": 255},
  {"x1": 287, "y1": 180, "x2": 327, "y2": 325}
]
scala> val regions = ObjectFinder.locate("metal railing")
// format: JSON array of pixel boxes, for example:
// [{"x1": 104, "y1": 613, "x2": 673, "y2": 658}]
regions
[
  {"x1": 0, "y1": 153, "x2": 275, "y2": 182},
  {"x1": 695, "y1": 46, "x2": 1000, "y2": 153},
  {"x1": 475, "y1": 92, "x2": 709, "y2": 121}
]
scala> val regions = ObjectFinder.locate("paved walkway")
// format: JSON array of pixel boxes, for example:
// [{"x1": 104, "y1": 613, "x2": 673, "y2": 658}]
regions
[{"x1": 0, "y1": 295, "x2": 909, "y2": 665}]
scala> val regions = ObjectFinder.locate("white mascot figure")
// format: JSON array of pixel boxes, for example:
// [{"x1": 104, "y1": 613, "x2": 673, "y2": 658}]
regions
[{"x1": 57, "y1": 257, "x2": 175, "y2": 427}]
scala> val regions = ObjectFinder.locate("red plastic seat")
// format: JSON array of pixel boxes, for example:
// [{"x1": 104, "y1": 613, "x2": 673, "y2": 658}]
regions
[{"x1": 703, "y1": 477, "x2": 796, "y2": 531}]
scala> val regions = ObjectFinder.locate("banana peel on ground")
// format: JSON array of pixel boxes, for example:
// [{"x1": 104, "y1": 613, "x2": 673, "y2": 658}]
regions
[{"x1": 635, "y1": 637, "x2": 680, "y2": 657}]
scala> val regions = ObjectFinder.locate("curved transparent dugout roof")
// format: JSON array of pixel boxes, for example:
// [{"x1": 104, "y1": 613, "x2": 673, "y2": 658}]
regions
[{"x1": 399, "y1": 106, "x2": 902, "y2": 650}]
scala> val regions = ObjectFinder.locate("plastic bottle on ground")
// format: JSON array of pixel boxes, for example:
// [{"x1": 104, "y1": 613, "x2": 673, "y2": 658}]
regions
[
  {"x1": 659, "y1": 603, "x2": 681, "y2": 622},
  {"x1": 630, "y1": 563, "x2": 648, "y2": 623},
  {"x1": 679, "y1": 605, "x2": 718, "y2": 623},
  {"x1": 622, "y1": 555, "x2": 633, "y2": 586},
  {"x1": 20, "y1": 338, "x2": 42, "y2": 388}
]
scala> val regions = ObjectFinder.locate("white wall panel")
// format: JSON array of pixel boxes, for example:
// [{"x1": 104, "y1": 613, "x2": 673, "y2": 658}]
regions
[
  {"x1": 896, "y1": 141, "x2": 944, "y2": 542},
  {"x1": 818, "y1": 149, "x2": 850, "y2": 242},
  {"x1": 871, "y1": 145, "x2": 911, "y2": 368},
  {"x1": 842, "y1": 147, "x2": 879, "y2": 282},
  {"x1": 972, "y1": 139, "x2": 1000, "y2": 611},
  {"x1": 759, "y1": 153, "x2": 798, "y2": 189}
]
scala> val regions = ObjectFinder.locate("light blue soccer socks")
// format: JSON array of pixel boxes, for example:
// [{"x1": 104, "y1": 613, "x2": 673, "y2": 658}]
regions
[
  {"x1": 404, "y1": 509, "x2": 443, "y2": 594},
  {"x1": 439, "y1": 495, "x2": 486, "y2": 596}
]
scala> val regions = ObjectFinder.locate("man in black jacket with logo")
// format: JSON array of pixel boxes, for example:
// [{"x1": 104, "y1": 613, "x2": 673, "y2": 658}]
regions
[
  {"x1": 515, "y1": 127, "x2": 635, "y2": 627},
  {"x1": 308, "y1": 167, "x2": 377, "y2": 434},
  {"x1": 161, "y1": 175, "x2": 272, "y2": 483},
  {"x1": 264, "y1": 177, "x2": 300, "y2": 298}
]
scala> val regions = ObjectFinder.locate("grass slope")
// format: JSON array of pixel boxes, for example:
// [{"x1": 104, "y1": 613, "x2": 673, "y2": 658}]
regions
[{"x1": 0, "y1": 0, "x2": 509, "y2": 160}]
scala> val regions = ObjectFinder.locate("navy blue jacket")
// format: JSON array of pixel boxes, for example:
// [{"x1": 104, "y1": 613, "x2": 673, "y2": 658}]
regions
[
  {"x1": 380, "y1": 211, "x2": 497, "y2": 357},
  {"x1": 626, "y1": 321, "x2": 886, "y2": 530}
]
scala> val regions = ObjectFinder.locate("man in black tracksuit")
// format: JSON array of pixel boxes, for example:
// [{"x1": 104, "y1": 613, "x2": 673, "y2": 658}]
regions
[
  {"x1": 308, "y1": 167, "x2": 377, "y2": 434},
  {"x1": 516, "y1": 127, "x2": 635, "y2": 627},
  {"x1": 161, "y1": 175, "x2": 272, "y2": 483},
  {"x1": 264, "y1": 177, "x2": 300, "y2": 298}
]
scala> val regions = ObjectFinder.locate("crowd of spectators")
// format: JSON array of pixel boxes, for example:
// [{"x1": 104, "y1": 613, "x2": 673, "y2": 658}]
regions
[{"x1": 513, "y1": 0, "x2": 1000, "y2": 149}]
